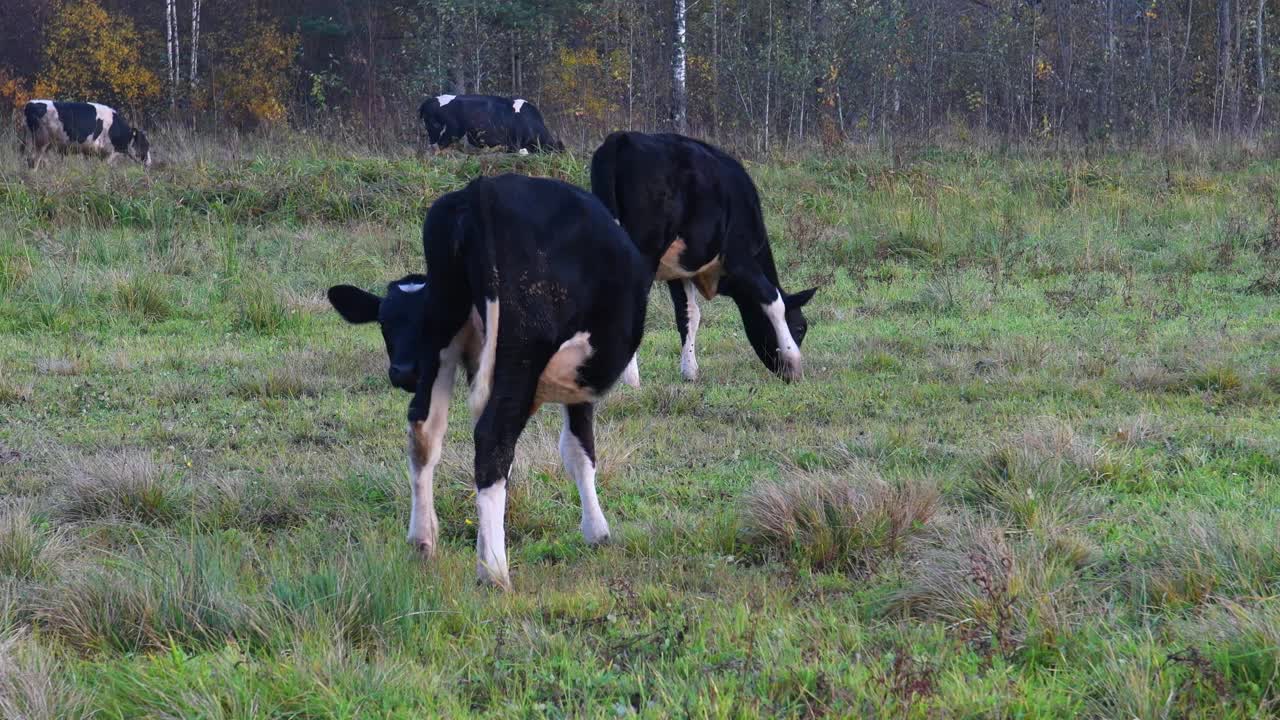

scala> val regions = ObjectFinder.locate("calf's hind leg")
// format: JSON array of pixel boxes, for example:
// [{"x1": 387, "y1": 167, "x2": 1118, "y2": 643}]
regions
[
  {"x1": 471, "y1": 361, "x2": 544, "y2": 589},
  {"x1": 668, "y1": 279, "x2": 701, "y2": 381},
  {"x1": 560, "y1": 403, "x2": 610, "y2": 545}
]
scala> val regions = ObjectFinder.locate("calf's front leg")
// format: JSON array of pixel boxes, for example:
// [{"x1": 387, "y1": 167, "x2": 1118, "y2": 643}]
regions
[{"x1": 405, "y1": 346, "x2": 460, "y2": 558}]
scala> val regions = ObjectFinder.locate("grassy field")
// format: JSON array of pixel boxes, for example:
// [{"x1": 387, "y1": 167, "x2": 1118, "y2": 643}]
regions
[{"x1": 1, "y1": 129, "x2": 1279, "y2": 718}]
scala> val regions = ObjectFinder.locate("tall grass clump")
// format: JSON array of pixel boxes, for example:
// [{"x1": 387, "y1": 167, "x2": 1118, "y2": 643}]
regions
[
  {"x1": 1131, "y1": 514, "x2": 1280, "y2": 610},
  {"x1": 112, "y1": 272, "x2": 176, "y2": 321},
  {"x1": 895, "y1": 515, "x2": 1097, "y2": 660},
  {"x1": 31, "y1": 535, "x2": 270, "y2": 654},
  {"x1": 52, "y1": 449, "x2": 192, "y2": 526},
  {"x1": 968, "y1": 418, "x2": 1107, "y2": 533},
  {"x1": 230, "y1": 272, "x2": 299, "y2": 334},
  {"x1": 0, "y1": 626, "x2": 90, "y2": 720},
  {"x1": 0, "y1": 502, "x2": 71, "y2": 582},
  {"x1": 1179, "y1": 598, "x2": 1280, "y2": 699},
  {"x1": 738, "y1": 461, "x2": 938, "y2": 574}
]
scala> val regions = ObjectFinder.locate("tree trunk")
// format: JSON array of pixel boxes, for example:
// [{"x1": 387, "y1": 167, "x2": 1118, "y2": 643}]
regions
[
  {"x1": 1217, "y1": 0, "x2": 1235, "y2": 136},
  {"x1": 672, "y1": 0, "x2": 687, "y2": 133},
  {"x1": 1251, "y1": 0, "x2": 1267, "y2": 133},
  {"x1": 189, "y1": 0, "x2": 201, "y2": 92},
  {"x1": 764, "y1": 0, "x2": 774, "y2": 153},
  {"x1": 165, "y1": 0, "x2": 180, "y2": 107}
]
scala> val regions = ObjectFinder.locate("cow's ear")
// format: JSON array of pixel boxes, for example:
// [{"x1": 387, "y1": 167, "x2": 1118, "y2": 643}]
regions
[
  {"x1": 785, "y1": 287, "x2": 818, "y2": 309},
  {"x1": 327, "y1": 285, "x2": 382, "y2": 324}
]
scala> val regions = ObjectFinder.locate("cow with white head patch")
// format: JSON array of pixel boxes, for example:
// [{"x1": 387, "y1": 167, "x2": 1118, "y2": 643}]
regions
[
  {"x1": 23, "y1": 100, "x2": 151, "y2": 170},
  {"x1": 328, "y1": 174, "x2": 649, "y2": 590},
  {"x1": 418, "y1": 94, "x2": 564, "y2": 154}
]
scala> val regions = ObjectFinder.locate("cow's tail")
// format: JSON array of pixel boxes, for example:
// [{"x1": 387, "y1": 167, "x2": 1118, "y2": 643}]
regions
[
  {"x1": 464, "y1": 176, "x2": 503, "y2": 420},
  {"x1": 589, "y1": 132, "x2": 625, "y2": 220}
]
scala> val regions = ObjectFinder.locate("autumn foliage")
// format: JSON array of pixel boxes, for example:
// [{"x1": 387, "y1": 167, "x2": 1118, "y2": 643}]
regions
[
  {"x1": 36, "y1": 0, "x2": 160, "y2": 112},
  {"x1": 202, "y1": 21, "x2": 300, "y2": 127}
]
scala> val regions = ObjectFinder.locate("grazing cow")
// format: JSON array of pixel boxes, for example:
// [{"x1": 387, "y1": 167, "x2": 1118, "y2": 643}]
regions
[
  {"x1": 591, "y1": 131, "x2": 818, "y2": 382},
  {"x1": 418, "y1": 94, "x2": 564, "y2": 154},
  {"x1": 327, "y1": 174, "x2": 648, "y2": 589},
  {"x1": 23, "y1": 100, "x2": 151, "y2": 170}
]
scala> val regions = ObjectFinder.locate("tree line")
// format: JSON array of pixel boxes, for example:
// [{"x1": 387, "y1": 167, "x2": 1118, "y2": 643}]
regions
[{"x1": 0, "y1": 0, "x2": 1274, "y2": 150}]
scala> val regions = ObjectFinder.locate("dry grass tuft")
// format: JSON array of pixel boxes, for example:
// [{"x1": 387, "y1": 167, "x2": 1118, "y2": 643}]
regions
[
  {"x1": 1110, "y1": 413, "x2": 1167, "y2": 448},
  {"x1": 234, "y1": 358, "x2": 331, "y2": 400},
  {"x1": 31, "y1": 546, "x2": 266, "y2": 654},
  {"x1": 896, "y1": 515, "x2": 1096, "y2": 660},
  {"x1": 234, "y1": 363, "x2": 327, "y2": 397},
  {"x1": 0, "y1": 626, "x2": 89, "y2": 720},
  {"x1": 1133, "y1": 515, "x2": 1280, "y2": 610},
  {"x1": 739, "y1": 461, "x2": 938, "y2": 574},
  {"x1": 1011, "y1": 417, "x2": 1105, "y2": 474},
  {"x1": 1180, "y1": 598, "x2": 1280, "y2": 694},
  {"x1": 34, "y1": 356, "x2": 86, "y2": 376},
  {"x1": 112, "y1": 272, "x2": 176, "y2": 321},
  {"x1": 970, "y1": 417, "x2": 1105, "y2": 531},
  {"x1": 0, "y1": 376, "x2": 33, "y2": 405},
  {"x1": 52, "y1": 449, "x2": 192, "y2": 526},
  {"x1": 0, "y1": 501, "x2": 72, "y2": 582}
]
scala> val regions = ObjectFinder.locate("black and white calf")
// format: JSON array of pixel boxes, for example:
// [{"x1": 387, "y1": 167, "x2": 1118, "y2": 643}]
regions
[
  {"x1": 418, "y1": 94, "x2": 564, "y2": 154},
  {"x1": 590, "y1": 132, "x2": 817, "y2": 383},
  {"x1": 328, "y1": 174, "x2": 648, "y2": 589},
  {"x1": 23, "y1": 100, "x2": 151, "y2": 170}
]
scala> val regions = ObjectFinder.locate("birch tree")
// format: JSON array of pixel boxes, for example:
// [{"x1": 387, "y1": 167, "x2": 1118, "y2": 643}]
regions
[
  {"x1": 672, "y1": 0, "x2": 687, "y2": 133},
  {"x1": 165, "y1": 0, "x2": 179, "y2": 106}
]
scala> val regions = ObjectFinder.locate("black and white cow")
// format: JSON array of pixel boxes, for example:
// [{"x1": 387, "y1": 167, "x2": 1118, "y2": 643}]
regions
[
  {"x1": 23, "y1": 100, "x2": 151, "y2": 170},
  {"x1": 328, "y1": 174, "x2": 648, "y2": 589},
  {"x1": 418, "y1": 94, "x2": 564, "y2": 154},
  {"x1": 591, "y1": 132, "x2": 817, "y2": 382}
]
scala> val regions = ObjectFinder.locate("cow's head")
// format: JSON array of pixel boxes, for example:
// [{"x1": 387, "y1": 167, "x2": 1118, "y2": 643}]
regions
[
  {"x1": 739, "y1": 287, "x2": 818, "y2": 382},
  {"x1": 328, "y1": 275, "x2": 428, "y2": 392},
  {"x1": 130, "y1": 129, "x2": 151, "y2": 166},
  {"x1": 419, "y1": 101, "x2": 447, "y2": 145}
]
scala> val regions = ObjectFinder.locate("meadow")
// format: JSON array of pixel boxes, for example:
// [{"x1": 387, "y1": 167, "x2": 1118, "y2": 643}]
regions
[{"x1": 1, "y1": 127, "x2": 1279, "y2": 718}]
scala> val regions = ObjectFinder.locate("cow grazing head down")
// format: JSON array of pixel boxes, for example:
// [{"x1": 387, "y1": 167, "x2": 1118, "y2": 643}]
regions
[
  {"x1": 328, "y1": 275, "x2": 428, "y2": 391},
  {"x1": 130, "y1": 129, "x2": 152, "y2": 166},
  {"x1": 738, "y1": 286, "x2": 818, "y2": 382}
]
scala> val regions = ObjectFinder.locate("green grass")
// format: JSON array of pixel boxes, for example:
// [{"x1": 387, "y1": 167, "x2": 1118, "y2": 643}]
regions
[{"x1": 2, "y1": 127, "x2": 1279, "y2": 717}]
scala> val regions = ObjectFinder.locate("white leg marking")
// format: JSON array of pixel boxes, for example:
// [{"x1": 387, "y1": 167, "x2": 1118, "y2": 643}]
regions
[
  {"x1": 622, "y1": 353, "x2": 640, "y2": 389},
  {"x1": 436, "y1": 94, "x2": 456, "y2": 106},
  {"x1": 680, "y1": 279, "x2": 701, "y2": 381},
  {"x1": 475, "y1": 478, "x2": 510, "y2": 589},
  {"x1": 468, "y1": 298, "x2": 500, "y2": 421},
  {"x1": 517, "y1": 148, "x2": 529, "y2": 156},
  {"x1": 763, "y1": 291, "x2": 803, "y2": 381},
  {"x1": 406, "y1": 342, "x2": 460, "y2": 557},
  {"x1": 560, "y1": 407, "x2": 610, "y2": 545}
]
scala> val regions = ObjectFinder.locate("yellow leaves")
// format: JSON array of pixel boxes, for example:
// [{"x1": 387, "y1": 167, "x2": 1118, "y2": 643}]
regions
[
  {"x1": 205, "y1": 21, "x2": 300, "y2": 127},
  {"x1": 0, "y1": 67, "x2": 32, "y2": 115},
  {"x1": 543, "y1": 47, "x2": 616, "y2": 124},
  {"x1": 1035, "y1": 59, "x2": 1054, "y2": 81},
  {"x1": 38, "y1": 0, "x2": 160, "y2": 110}
]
